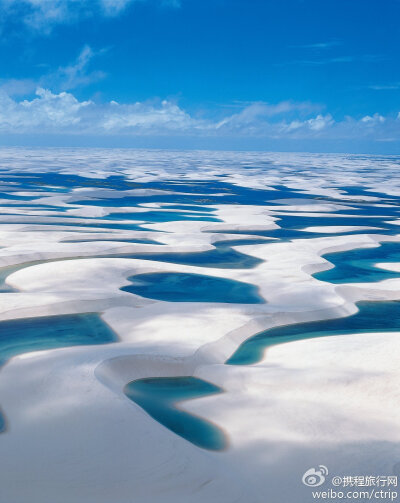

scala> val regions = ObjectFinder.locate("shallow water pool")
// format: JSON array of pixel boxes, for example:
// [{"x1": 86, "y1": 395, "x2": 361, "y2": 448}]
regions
[{"x1": 124, "y1": 376, "x2": 227, "y2": 450}]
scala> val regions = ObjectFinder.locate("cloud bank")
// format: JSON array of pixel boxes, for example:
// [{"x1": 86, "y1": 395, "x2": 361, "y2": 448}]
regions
[{"x1": 0, "y1": 87, "x2": 399, "y2": 144}]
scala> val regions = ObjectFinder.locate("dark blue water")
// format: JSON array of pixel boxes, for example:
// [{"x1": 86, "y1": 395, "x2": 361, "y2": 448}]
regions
[
  {"x1": 227, "y1": 301, "x2": 400, "y2": 365},
  {"x1": 115, "y1": 239, "x2": 265, "y2": 269},
  {"x1": 1, "y1": 172, "x2": 398, "y2": 245},
  {"x1": 0, "y1": 192, "x2": 41, "y2": 201},
  {"x1": 59, "y1": 176, "x2": 308, "y2": 208},
  {"x1": 0, "y1": 219, "x2": 147, "y2": 232},
  {"x1": 314, "y1": 241, "x2": 400, "y2": 284},
  {"x1": 0, "y1": 210, "x2": 218, "y2": 231},
  {"x1": 0, "y1": 204, "x2": 63, "y2": 209},
  {"x1": 337, "y1": 184, "x2": 400, "y2": 203},
  {"x1": 0, "y1": 173, "x2": 138, "y2": 192},
  {"x1": 103, "y1": 210, "x2": 220, "y2": 223},
  {"x1": 61, "y1": 237, "x2": 163, "y2": 245},
  {"x1": 158, "y1": 204, "x2": 216, "y2": 212},
  {"x1": 124, "y1": 376, "x2": 227, "y2": 450},
  {"x1": 1, "y1": 171, "x2": 399, "y2": 212},
  {"x1": 116, "y1": 249, "x2": 261, "y2": 269},
  {"x1": 122, "y1": 272, "x2": 265, "y2": 303},
  {"x1": 209, "y1": 225, "x2": 385, "y2": 242},
  {"x1": 0, "y1": 237, "x2": 266, "y2": 296},
  {"x1": 276, "y1": 213, "x2": 390, "y2": 230}
]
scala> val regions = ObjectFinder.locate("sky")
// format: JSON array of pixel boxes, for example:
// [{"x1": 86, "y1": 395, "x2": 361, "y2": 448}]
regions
[{"x1": 0, "y1": 0, "x2": 399, "y2": 152}]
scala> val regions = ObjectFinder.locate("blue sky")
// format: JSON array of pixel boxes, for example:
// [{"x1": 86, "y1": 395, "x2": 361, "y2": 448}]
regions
[{"x1": 0, "y1": 0, "x2": 399, "y2": 152}]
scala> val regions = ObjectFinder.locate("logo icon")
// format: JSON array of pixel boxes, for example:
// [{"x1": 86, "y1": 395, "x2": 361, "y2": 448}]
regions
[{"x1": 302, "y1": 466, "x2": 328, "y2": 487}]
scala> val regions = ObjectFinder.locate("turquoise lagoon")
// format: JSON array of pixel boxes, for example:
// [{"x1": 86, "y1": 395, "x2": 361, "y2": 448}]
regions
[
  {"x1": 121, "y1": 271, "x2": 265, "y2": 304},
  {"x1": 124, "y1": 376, "x2": 227, "y2": 451},
  {"x1": 314, "y1": 241, "x2": 400, "y2": 283},
  {"x1": 0, "y1": 313, "x2": 116, "y2": 368}
]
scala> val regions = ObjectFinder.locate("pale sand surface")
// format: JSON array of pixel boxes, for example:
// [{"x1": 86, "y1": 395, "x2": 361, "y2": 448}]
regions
[{"x1": 0, "y1": 149, "x2": 399, "y2": 502}]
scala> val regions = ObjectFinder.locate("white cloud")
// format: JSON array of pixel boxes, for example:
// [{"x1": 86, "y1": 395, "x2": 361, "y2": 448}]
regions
[
  {"x1": 0, "y1": 88, "x2": 198, "y2": 133},
  {"x1": 306, "y1": 114, "x2": 334, "y2": 131},
  {"x1": 368, "y1": 83, "x2": 400, "y2": 91},
  {"x1": 280, "y1": 114, "x2": 333, "y2": 134},
  {"x1": 0, "y1": 78, "x2": 37, "y2": 97},
  {"x1": 100, "y1": 0, "x2": 133, "y2": 16},
  {"x1": 291, "y1": 41, "x2": 342, "y2": 49},
  {"x1": 47, "y1": 45, "x2": 106, "y2": 90},
  {"x1": 101, "y1": 99, "x2": 196, "y2": 131},
  {"x1": 282, "y1": 54, "x2": 384, "y2": 67},
  {"x1": 215, "y1": 101, "x2": 322, "y2": 130},
  {"x1": 0, "y1": 87, "x2": 398, "y2": 143},
  {"x1": 0, "y1": 45, "x2": 105, "y2": 95},
  {"x1": 0, "y1": 0, "x2": 178, "y2": 31},
  {"x1": 1, "y1": 0, "x2": 88, "y2": 30},
  {"x1": 0, "y1": 88, "x2": 92, "y2": 129},
  {"x1": 360, "y1": 113, "x2": 385, "y2": 125}
]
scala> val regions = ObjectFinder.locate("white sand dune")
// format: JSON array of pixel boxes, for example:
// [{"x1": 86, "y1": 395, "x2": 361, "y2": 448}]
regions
[{"x1": 0, "y1": 149, "x2": 399, "y2": 502}]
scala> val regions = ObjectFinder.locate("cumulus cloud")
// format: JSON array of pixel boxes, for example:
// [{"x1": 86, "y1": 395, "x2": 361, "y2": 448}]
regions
[
  {"x1": 0, "y1": 88, "x2": 92, "y2": 129},
  {"x1": 0, "y1": 87, "x2": 398, "y2": 143},
  {"x1": 283, "y1": 114, "x2": 334, "y2": 133},
  {"x1": 360, "y1": 113, "x2": 385, "y2": 125},
  {"x1": 215, "y1": 101, "x2": 322, "y2": 131},
  {"x1": 0, "y1": 88, "x2": 198, "y2": 133},
  {"x1": 101, "y1": 99, "x2": 196, "y2": 131},
  {"x1": 0, "y1": 0, "x2": 179, "y2": 31}
]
